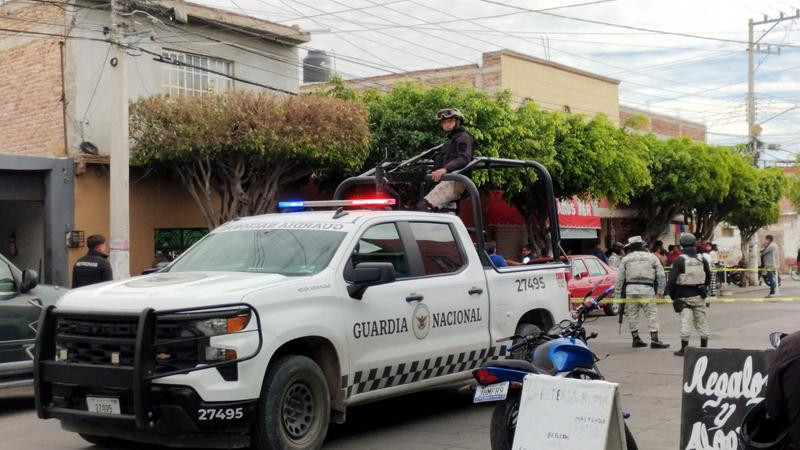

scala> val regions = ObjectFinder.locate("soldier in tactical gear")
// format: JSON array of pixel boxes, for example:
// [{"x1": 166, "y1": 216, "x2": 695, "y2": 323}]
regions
[
  {"x1": 668, "y1": 233, "x2": 712, "y2": 357},
  {"x1": 72, "y1": 234, "x2": 113, "y2": 288},
  {"x1": 417, "y1": 108, "x2": 475, "y2": 211},
  {"x1": 613, "y1": 236, "x2": 669, "y2": 349}
]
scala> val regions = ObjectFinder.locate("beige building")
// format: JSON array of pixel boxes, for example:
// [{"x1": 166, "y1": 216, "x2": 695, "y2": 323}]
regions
[
  {"x1": 304, "y1": 49, "x2": 622, "y2": 125},
  {"x1": 620, "y1": 105, "x2": 707, "y2": 143},
  {"x1": 0, "y1": 0, "x2": 309, "y2": 284}
]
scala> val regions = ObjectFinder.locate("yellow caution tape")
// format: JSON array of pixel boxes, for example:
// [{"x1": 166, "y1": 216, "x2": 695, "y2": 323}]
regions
[{"x1": 570, "y1": 296, "x2": 799, "y2": 304}]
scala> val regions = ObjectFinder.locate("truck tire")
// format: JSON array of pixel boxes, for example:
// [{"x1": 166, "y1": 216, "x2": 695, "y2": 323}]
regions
[
  {"x1": 252, "y1": 355, "x2": 330, "y2": 450},
  {"x1": 78, "y1": 433, "x2": 129, "y2": 446},
  {"x1": 510, "y1": 323, "x2": 541, "y2": 361}
]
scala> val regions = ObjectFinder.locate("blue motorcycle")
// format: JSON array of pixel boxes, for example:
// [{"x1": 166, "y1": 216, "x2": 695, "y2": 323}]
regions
[{"x1": 472, "y1": 284, "x2": 638, "y2": 450}]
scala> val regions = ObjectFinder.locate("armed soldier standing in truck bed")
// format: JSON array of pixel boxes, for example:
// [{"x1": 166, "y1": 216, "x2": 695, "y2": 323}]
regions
[
  {"x1": 417, "y1": 108, "x2": 475, "y2": 211},
  {"x1": 614, "y1": 236, "x2": 669, "y2": 349}
]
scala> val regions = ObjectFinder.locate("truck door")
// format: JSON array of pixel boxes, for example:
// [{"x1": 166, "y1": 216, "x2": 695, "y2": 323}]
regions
[
  {"x1": 342, "y1": 221, "x2": 446, "y2": 398},
  {"x1": 403, "y1": 221, "x2": 490, "y2": 374}
]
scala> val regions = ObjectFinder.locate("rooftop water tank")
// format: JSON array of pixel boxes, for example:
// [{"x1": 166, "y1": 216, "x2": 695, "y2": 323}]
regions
[{"x1": 303, "y1": 50, "x2": 332, "y2": 83}]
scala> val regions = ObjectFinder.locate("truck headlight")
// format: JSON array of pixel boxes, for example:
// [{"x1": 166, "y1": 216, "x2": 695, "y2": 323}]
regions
[{"x1": 190, "y1": 311, "x2": 251, "y2": 337}]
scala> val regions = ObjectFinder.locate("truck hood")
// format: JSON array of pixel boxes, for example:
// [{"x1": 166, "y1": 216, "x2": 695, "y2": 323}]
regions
[{"x1": 57, "y1": 271, "x2": 296, "y2": 312}]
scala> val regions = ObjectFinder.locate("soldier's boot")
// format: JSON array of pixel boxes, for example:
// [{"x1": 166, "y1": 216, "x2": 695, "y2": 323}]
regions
[
  {"x1": 700, "y1": 337, "x2": 708, "y2": 348},
  {"x1": 673, "y1": 340, "x2": 689, "y2": 356},
  {"x1": 631, "y1": 331, "x2": 647, "y2": 348},
  {"x1": 650, "y1": 332, "x2": 670, "y2": 349}
]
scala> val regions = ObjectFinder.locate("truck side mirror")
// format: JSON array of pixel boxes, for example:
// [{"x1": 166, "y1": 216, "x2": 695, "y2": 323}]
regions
[
  {"x1": 345, "y1": 262, "x2": 396, "y2": 300},
  {"x1": 20, "y1": 269, "x2": 38, "y2": 293}
]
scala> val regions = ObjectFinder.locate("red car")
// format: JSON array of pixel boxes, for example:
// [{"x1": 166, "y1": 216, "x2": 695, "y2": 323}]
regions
[{"x1": 567, "y1": 255, "x2": 619, "y2": 316}]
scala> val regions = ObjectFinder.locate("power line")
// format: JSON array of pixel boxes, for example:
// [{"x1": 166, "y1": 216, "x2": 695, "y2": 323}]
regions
[{"x1": 477, "y1": 0, "x2": 800, "y2": 49}]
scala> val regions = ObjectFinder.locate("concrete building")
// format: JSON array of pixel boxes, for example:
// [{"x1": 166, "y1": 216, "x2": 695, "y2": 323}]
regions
[
  {"x1": 0, "y1": 0, "x2": 309, "y2": 284},
  {"x1": 304, "y1": 49, "x2": 622, "y2": 125}
]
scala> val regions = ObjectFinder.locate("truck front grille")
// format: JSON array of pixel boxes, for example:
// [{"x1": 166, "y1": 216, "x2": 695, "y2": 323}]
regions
[{"x1": 55, "y1": 317, "x2": 199, "y2": 371}]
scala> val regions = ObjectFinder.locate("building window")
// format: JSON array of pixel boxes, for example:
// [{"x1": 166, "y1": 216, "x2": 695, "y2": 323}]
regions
[{"x1": 161, "y1": 50, "x2": 232, "y2": 96}]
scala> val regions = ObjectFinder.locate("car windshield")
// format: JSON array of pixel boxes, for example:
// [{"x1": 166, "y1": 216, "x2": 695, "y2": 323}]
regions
[{"x1": 167, "y1": 229, "x2": 346, "y2": 276}]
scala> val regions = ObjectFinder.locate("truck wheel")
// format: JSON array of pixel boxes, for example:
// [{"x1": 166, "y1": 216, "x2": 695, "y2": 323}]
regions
[
  {"x1": 78, "y1": 433, "x2": 129, "y2": 446},
  {"x1": 510, "y1": 323, "x2": 541, "y2": 361},
  {"x1": 252, "y1": 355, "x2": 330, "y2": 450}
]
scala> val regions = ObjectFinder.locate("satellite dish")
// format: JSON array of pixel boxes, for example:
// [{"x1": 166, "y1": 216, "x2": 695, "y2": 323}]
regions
[{"x1": 79, "y1": 141, "x2": 99, "y2": 155}]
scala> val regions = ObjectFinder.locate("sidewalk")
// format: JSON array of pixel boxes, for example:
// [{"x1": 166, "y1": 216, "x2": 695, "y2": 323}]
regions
[{"x1": 717, "y1": 276, "x2": 800, "y2": 297}]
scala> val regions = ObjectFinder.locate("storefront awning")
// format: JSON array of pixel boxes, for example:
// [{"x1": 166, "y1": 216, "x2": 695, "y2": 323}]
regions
[
  {"x1": 561, "y1": 227, "x2": 598, "y2": 239},
  {"x1": 486, "y1": 191, "x2": 601, "y2": 231}
]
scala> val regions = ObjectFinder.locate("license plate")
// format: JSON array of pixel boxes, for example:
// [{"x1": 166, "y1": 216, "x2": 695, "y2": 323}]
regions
[
  {"x1": 86, "y1": 396, "x2": 121, "y2": 415},
  {"x1": 473, "y1": 381, "x2": 509, "y2": 403}
]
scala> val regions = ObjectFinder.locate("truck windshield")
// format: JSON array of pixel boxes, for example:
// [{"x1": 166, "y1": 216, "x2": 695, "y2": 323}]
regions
[{"x1": 167, "y1": 229, "x2": 346, "y2": 276}]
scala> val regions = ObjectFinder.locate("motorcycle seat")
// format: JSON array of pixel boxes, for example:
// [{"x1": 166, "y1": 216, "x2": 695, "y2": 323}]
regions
[{"x1": 480, "y1": 359, "x2": 548, "y2": 374}]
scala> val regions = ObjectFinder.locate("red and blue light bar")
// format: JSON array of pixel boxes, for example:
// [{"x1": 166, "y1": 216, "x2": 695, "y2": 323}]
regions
[{"x1": 278, "y1": 198, "x2": 396, "y2": 208}]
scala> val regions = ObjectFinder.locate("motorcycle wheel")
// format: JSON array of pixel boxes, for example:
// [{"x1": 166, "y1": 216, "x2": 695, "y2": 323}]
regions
[
  {"x1": 490, "y1": 392, "x2": 520, "y2": 450},
  {"x1": 624, "y1": 423, "x2": 638, "y2": 450}
]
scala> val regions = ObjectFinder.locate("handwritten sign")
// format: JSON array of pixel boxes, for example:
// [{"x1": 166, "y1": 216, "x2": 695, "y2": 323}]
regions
[
  {"x1": 512, "y1": 374, "x2": 627, "y2": 450},
  {"x1": 679, "y1": 347, "x2": 774, "y2": 450}
]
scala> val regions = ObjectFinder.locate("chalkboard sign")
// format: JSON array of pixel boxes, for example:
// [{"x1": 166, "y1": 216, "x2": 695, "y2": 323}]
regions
[
  {"x1": 680, "y1": 347, "x2": 774, "y2": 449},
  {"x1": 513, "y1": 374, "x2": 627, "y2": 450}
]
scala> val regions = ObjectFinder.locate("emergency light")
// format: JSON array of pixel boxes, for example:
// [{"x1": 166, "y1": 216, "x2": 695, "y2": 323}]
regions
[{"x1": 278, "y1": 198, "x2": 396, "y2": 208}]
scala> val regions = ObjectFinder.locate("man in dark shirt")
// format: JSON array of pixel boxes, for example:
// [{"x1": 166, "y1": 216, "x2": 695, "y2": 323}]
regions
[
  {"x1": 418, "y1": 107, "x2": 475, "y2": 210},
  {"x1": 766, "y1": 331, "x2": 800, "y2": 448},
  {"x1": 72, "y1": 234, "x2": 113, "y2": 288}
]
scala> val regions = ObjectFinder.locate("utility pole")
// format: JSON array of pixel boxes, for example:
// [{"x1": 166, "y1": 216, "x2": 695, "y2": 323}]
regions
[
  {"x1": 109, "y1": 0, "x2": 131, "y2": 279},
  {"x1": 745, "y1": 10, "x2": 799, "y2": 286}
]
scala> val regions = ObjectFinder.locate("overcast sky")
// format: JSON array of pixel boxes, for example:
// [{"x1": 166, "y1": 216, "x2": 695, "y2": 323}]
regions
[{"x1": 198, "y1": 0, "x2": 800, "y2": 160}]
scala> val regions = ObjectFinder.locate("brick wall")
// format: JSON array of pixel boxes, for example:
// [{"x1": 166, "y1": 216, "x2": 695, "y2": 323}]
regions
[
  {"x1": 0, "y1": 1, "x2": 67, "y2": 156},
  {"x1": 620, "y1": 108, "x2": 707, "y2": 142}
]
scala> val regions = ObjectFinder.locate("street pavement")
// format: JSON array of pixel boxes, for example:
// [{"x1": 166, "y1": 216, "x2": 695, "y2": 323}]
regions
[{"x1": 2, "y1": 279, "x2": 798, "y2": 450}]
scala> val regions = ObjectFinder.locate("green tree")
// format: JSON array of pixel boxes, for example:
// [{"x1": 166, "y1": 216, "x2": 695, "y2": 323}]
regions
[
  {"x1": 130, "y1": 90, "x2": 370, "y2": 229},
  {"x1": 726, "y1": 167, "x2": 786, "y2": 262},
  {"x1": 632, "y1": 137, "x2": 738, "y2": 241}
]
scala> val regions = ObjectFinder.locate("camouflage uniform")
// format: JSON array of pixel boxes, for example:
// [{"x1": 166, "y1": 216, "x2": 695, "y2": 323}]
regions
[
  {"x1": 674, "y1": 255, "x2": 711, "y2": 340},
  {"x1": 614, "y1": 250, "x2": 666, "y2": 334}
]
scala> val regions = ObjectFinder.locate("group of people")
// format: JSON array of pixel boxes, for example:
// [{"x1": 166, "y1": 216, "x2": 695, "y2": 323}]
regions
[{"x1": 612, "y1": 233, "x2": 711, "y2": 357}]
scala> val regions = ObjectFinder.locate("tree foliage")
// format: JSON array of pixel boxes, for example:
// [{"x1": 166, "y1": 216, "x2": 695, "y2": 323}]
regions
[
  {"x1": 726, "y1": 167, "x2": 786, "y2": 244},
  {"x1": 130, "y1": 90, "x2": 370, "y2": 229}
]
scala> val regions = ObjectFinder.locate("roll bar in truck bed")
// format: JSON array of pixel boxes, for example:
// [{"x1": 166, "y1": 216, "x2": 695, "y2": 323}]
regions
[{"x1": 333, "y1": 147, "x2": 562, "y2": 260}]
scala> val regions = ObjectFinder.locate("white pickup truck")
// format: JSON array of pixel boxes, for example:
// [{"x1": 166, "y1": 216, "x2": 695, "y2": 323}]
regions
[{"x1": 34, "y1": 156, "x2": 571, "y2": 449}]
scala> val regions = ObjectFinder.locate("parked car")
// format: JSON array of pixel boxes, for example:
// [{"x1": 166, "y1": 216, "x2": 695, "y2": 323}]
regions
[
  {"x1": 567, "y1": 255, "x2": 619, "y2": 316},
  {"x1": 0, "y1": 252, "x2": 65, "y2": 389}
]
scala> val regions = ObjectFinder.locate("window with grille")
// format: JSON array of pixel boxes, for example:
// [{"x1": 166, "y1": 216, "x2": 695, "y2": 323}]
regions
[{"x1": 161, "y1": 50, "x2": 232, "y2": 96}]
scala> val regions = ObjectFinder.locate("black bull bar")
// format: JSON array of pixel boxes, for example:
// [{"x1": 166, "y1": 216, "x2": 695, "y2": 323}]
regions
[{"x1": 33, "y1": 303, "x2": 262, "y2": 430}]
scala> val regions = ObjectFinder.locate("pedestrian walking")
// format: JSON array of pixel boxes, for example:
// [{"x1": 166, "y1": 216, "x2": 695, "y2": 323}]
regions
[
  {"x1": 613, "y1": 236, "x2": 669, "y2": 349},
  {"x1": 417, "y1": 108, "x2": 475, "y2": 211},
  {"x1": 761, "y1": 234, "x2": 780, "y2": 297},
  {"x1": 669, "y1": 233, "x2": 712, "y2": 357},
  {"x1": 72, "y1": 234, "x2": 113, "y2": 288}
]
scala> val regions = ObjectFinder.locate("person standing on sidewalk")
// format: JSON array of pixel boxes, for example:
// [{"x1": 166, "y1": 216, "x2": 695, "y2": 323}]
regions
[
  {"x1": 72, "y1": 234, "x2": 113, "y2": 288},
  {"x1": 669, "y1": 233, "x2": 712, "y2": 357},
  {"x1": 761, "y1": 235, "x2": 780, "y2": 297},
  {"x1": 613, "y1": 236, "x2": 669, "y2": 349}
]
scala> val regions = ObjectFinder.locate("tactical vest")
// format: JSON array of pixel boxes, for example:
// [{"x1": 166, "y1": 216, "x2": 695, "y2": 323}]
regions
[
  {"x1": 677, "y1": 255, "x2": 706, "y2": 286},
  {"x1": 624, "y1": 252, "x2": 657, "y2": 287}
]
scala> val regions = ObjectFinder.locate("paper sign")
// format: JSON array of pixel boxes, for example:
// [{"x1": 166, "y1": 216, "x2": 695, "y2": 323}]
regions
[{"x1": 512, "y1": 374, "x2": 626, "y2": 450}]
